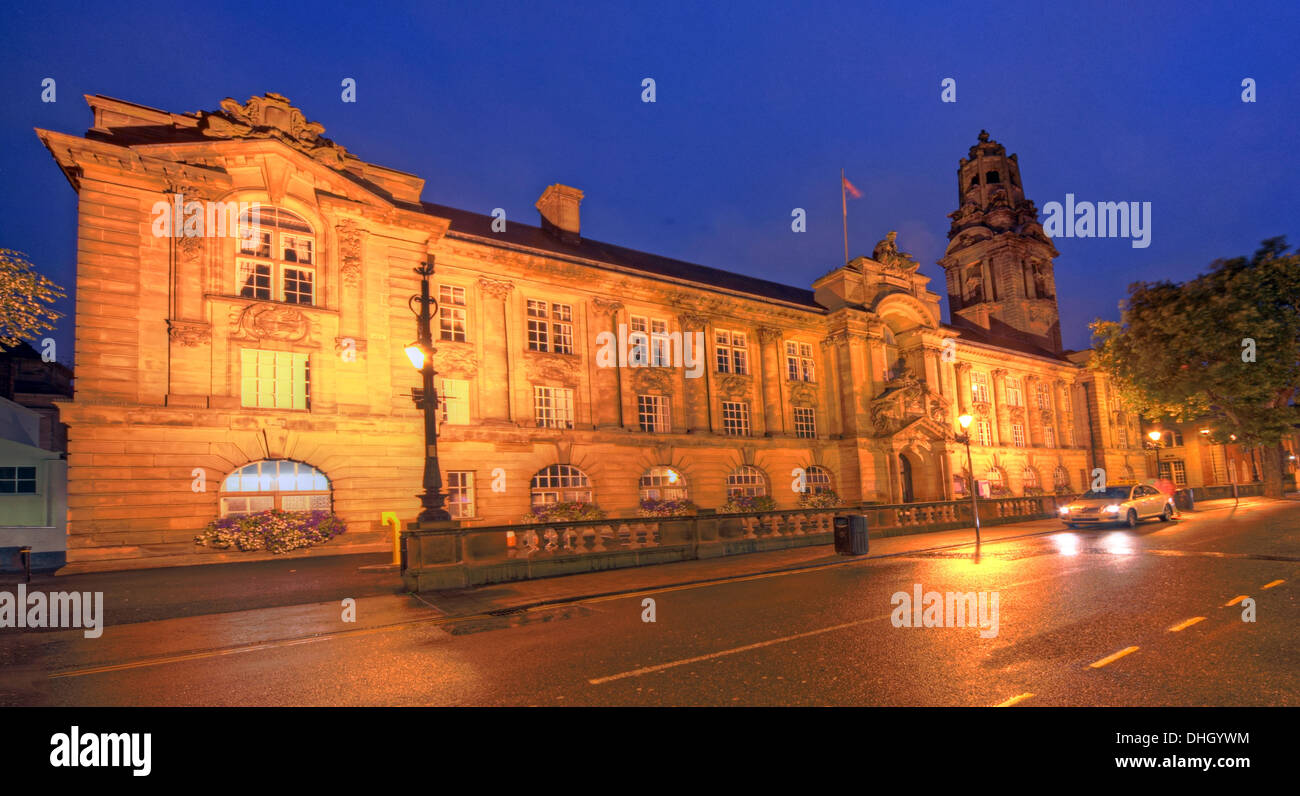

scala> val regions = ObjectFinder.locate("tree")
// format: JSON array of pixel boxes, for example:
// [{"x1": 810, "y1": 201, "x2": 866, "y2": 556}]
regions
[
  {"x1": 1090, "y1": 238, "x2": 1300, "y2": 498},
  {"x1": 0, "y1": 249, "x2": 66, "y2": 351}
]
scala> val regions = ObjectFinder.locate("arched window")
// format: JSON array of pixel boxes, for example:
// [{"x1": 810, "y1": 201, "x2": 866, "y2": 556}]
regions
[
  {"x1": 802, "y1": 465, "x2": 833, "y2": 494},
  {"x1": 220, "y1": 459, "x2": 330, "y2": 517},
  {"x1": 530, "y1": 464, "x2": 592, "y2": 505},
  {"x1": 882, "y1": 326, "x2": 902, "y2": 379},
  {"x1": 1122, "y1": 465, "x2": 1136, "y2": 483},
  {"x1": 985, "y1": 170, "x2": 1001, "y2": 184},
  {"x1": 236, "y1": 206, "x2": 316, "y2": 305},
  {"x1": 726, "y1": 465, "x2": 768, "y2": 498},
  {"x1": 1022, "y1": 466, "x2": 1040, "y2": 490},
  {"x1": 640, "y1": 466, "x2": 688, "y2": 501},
  {"x1": 1053, "y1": 466, "x2": 1071, "y2": 491},
  {"x1": 985, "y1": 467, "x2": 1006, "y2": 491}
]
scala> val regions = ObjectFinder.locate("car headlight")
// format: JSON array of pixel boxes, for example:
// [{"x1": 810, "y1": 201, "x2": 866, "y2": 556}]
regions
[
  {"x1": 1104, "y1": 504, "x2": 1121, "y2": 513},
  {"x1": 1059, "y1": 506, "x2": 1070, "y2": 515}
]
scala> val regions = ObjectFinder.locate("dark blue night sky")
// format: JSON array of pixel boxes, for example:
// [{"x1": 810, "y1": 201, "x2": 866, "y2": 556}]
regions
[{"x1": 2, "y1": 0, "x2": 1297, "y2": 363}]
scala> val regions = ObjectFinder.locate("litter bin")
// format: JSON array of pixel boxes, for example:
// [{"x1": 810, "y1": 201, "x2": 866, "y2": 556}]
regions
[{"x1": 833, "y1": 514, "x2": 869, "y2": 555}]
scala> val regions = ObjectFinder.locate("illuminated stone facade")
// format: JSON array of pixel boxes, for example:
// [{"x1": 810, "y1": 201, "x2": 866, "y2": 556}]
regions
[{"x1": 40, "y1": 95, "x2": 1155, "y2": 569}]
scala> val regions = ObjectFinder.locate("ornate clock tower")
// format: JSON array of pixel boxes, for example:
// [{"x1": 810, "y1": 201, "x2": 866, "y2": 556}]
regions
[{"x1": 939, "y1": 131, "x2": 1062, "y2": 353}]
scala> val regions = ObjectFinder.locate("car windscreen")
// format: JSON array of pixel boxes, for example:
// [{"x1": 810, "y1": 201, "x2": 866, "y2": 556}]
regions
[{"x1": 1079, "y1": 486, "x2": 1131, "y2": 499}]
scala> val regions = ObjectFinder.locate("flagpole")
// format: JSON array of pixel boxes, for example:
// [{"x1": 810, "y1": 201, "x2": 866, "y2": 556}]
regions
[{"x1": 841, "y1": 168, "x2": 849, "y2": 266}]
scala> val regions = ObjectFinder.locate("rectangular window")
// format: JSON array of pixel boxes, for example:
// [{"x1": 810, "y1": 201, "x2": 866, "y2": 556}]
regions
[
  {"x1": 721, "y1": 401, "x2": 751, "y2": 436},
  {"x1": 786, "y1": 341, "x2": 815, "y2": 382},
  {"x1": 1012, "y1": 423, "x2": 1026, "y2": 447},
  {"x1": 1006, "y1": 377, "x2": 1023, "y2": 407},
  {"x1": 1044, "y1": 425, "x2": 1057, "y2": 448},
  {"x1": 1161, "y1": 429, "x2": 1184, "y2": 447},
  {"x1": 526, "y1": 300, "x2": 549, "y2": 351},
  {"x1": 282, "y1": 267, "x2": 314, "y2": 305},
  {"x1": 240, "y1": 349, "x2": 309, "y2": 410},
  {"x1": 1159, "y1": 460, "x2": 1188, "y2": 486},
  {"x1": 439, "y1": 285, "x2": 467, "y2": 342},
  {"x1": 716, "y1": 330, "x2": 748, "y2": 374},
  {"x1": 1116, "y1": 423, "x2": 1128, "y2": 448},
  {"x1": 976, "y1": 419, "x2": 992, "y2": 446},
  {"x1": 534, "y1": 385, "x2": 575, "y2": 429},
  {"x1": 526, "y1": 300, "x2": 573, "y2": 354},
  {"x1": 551, "y1": 303, "x2": 574, "y2": 355},
  {"x1": 793, "y1": 406, "x2": 817, "y2": 438},
  {"x1": 637, "y1": 394, "x2": 670, "y2": 433},
  {"x1": 237, "y1": 259, "x2": 272, "y2": 300},
  {"x1": 0, "y1": 466, "x2": 37, "y2": 494},
  {"x1": 439, "y1": 377, "x2": 469, "y2": 425},
  {"x1": 447, "y1": 471, "x2": 475, "y2": 519},
  {"x1": 1036, "y1": 383, "x2": 1052, "y2": 410},
  {"x1": 971, "y1": 372, "x2": 990, "y2": 403},
  {"x1": 240, "y1": 229, "x2": 272, "y2": 258},
  {"x1": 650, "y1": 318, "x2": 669, "y2": 367}
]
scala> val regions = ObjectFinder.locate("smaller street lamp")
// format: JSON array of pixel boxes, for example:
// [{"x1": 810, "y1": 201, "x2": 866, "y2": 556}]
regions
[{"x1": 955, "y1": 413, "x2": 981, "y2": 545}]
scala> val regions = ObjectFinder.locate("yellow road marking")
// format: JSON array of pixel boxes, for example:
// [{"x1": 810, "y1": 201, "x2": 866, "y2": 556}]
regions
[
  {"x1": 995, "y1": 692, "x2": 1035, "y2": 707},
  {"x1": 1262, "y1": 579, "x2": 1284, "y2": 589},
  {"x1": 1089, "y1": 646, "x2": 1140, "y2": 669},
  {"x1": 1167, "y1": 616, "x2": 1206, "y2": 632},
  {"x1": 1224, "y1": 595, "x2": 1249, "y2": 606}
]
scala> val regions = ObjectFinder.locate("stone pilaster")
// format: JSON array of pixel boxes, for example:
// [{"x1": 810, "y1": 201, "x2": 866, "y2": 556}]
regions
[
  {"x1": 758, "y1": 326, "x2": 784, "y2": 436},
  {"x1": 678, "y1": 312, "x2": 710, "y2": 433},
  {"x1": 477, "y1": 277, "x2": 515, "y2": 422}
]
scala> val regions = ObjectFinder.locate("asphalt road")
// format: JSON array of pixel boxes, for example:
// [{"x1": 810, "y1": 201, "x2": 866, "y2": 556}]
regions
[{"x1": 5, "y1": 500, "x2": 1297, "y2": 706}]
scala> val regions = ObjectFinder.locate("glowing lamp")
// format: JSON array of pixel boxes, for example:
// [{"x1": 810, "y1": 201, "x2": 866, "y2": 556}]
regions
[
  {"x1": 1148, "y1": 430, "x2": 1162, "y2": 442},
  {"x1": 405, "y1": 344, "x2": 426, "y2": 371},
  {"x1": 958, "y1": 414, "x2": 973, "y2": 429}
]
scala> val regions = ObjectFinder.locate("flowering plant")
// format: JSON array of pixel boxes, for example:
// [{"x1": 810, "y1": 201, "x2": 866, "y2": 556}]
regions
[
  {"x1": 797, "y1": 489, "x2": 843, "y2": 509},
  {"x1": 1023, "y1": 486, "x2": 1046, "y2": 496},
  {"x1": 195, "y1": 510, "x2": 347, "y2": 554},
  {"x1": 989, "y1": 484, "x2": 1013, "y2": 498},
  {"x1": 637, "y1": 498, "x2": 696, "y2": 517},
  {"x1": 522, "y1": 502, "x2": 606, "y2": 523},
  {"x1": 721, "y1": 494, "x2": 778, "y2": 513}
]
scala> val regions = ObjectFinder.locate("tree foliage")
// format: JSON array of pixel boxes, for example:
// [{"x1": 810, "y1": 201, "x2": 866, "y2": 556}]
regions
[{"x1": 0, "y1": 249, "x2": 66, "y2": 351}]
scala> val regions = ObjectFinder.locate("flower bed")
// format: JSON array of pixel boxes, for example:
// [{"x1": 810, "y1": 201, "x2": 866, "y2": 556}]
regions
[
  {"x1": 721, "y1": 495, "x2": 777, "y2": 513},
  {"x1": 522, "y1": 502, "x2": 606, "y2": 523},
  {"x1": 797, "y1": 489, "x2": 842, "y2": 509},
  {"x1": 196, "y1": 510, "x2": 347, "y2": 554},
  {"x1": 638, "y1": 498, "x2": 696, "y2": 518}
]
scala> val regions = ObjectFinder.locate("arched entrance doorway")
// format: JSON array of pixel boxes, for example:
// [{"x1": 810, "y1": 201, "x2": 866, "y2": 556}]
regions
[{"x1": 899, "y1": 453, "x2": 915, "y2": 503}]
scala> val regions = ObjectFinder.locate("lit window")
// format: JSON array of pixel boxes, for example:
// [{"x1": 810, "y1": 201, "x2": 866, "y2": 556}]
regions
[
  {"x1": 1053, "y1": 467, "x2": 1071, "y2": 491},
  {"x1": 1023, "y1": 467, "x2": 1040, "y2": 489},
  {"x1": 534, "y1": 385, "x2": 575, "y2": 429},
  {"x1": 727, "y1": 465, "x2": 767, "y2": 498},
  {"x1": 0, "y1": 466, "x2": 37, "y2": 494},
  {"x1": 786, "y1": 341, "x2": 814, "y2": 382},
  {"x1": 637, "y1": 394, "x2": 670, "y2": 433},
  {"x1": 1006, "y1": 377, "x2": 1023, "y2": 407},
  {"x1": 976, "y1": 418, "x2": 992, "y2": 446},
  {"x1": 640, "y1": 466, "x2": 687, "y2": 501},
  {"x1": 793, "y1": 406, "x2": 817, "y2": 438},
  {"x1": 721, "y1": 401, "x2": 751, "y2": 436},
  {"x1": 715, "y1": 330, "x2": 748, "y2": 374},
  {"x1": 439, "y1": 378, "x2": 469, "y2": 425},
  {"x1": 1044, "y1": 425, "x2": 1057, "y2": 448},
  {"x1": 803, "y1": 465, "x2": 832, "y2": 494},
  {"x1": 219, "y1": 459, "x2": 329, "y2": 517},
  {"x1": 447, "y1": 471, "x2": 475, "y2": 519},
  {"x1": 530, "y1": 464, "x2": 592, "y2": 505},
  {"x1": 240, "y1": 349, "x2": 309, "y2": 410},
  {"x1": 439, "y1": 285, "x2": 467, "y2": 342},
  {"x1": 986, "y1": 468, "x2": 1005, "y2": 490},
  {"x1": 1012, "y1": 423, "x2": 1026, "y2": 447},
  {"x1": 971, "y1": 372, "x2": 990, "y2": 403},
  {"x1": 1159, "y1": 460, "x2": 1187, "y2": 486},
  {"x1": 235, "y1": 207, "x2": 316, "y2": 305},
  {"x1": 1036, "y1": 383, "x2": 1052, "y2": 410}
]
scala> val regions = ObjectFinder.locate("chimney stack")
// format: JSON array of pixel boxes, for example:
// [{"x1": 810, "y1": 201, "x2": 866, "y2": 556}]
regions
[{"x1": 536, "y1": 184, "x2": 583, "y2": 243}]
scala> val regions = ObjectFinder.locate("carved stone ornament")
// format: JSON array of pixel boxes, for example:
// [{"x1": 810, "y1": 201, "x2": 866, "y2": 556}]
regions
[
  {"x1": 196, "y1": 93, "x2": 350, "y2": 169},
  {"x1": 718, "y1": 374, "x2": 752, "y2": 399},
  {"x1": 677, "y1": 312, "x2": 709, "y2": 331},
  {"x1": 633, "y1": 367, "x2": 674, "y2": 393},
  {"x1": 525, "y1": 352, "x2": 578, "y2": 384},
  {"x1": 175, "y1": 234, "x2": 204, "y2": 266},
  {"x1": 337, "y1": 220, "x2": 363, "y2": 287},
  {"x1": 757, "y1": 326, "x2": 784, "y2": 344},
  {"x1": 434, "y1": 346, "x2": 479, "y2": 378},
  {"x1": 168, "y1": 319, "x2": 211, "y2": 347},
  {"x1": 478, "y1": 277, "x2": 515, "y2": 300},
  {"x1": 232, "y1": 304, "x2": 312, "y2": 343},
  {"x1": 789, "y1": 381, "x2": 817, "y2": 407},
  {"x1": 589, "y1": 296, "x2": 622, "y2": 315}
]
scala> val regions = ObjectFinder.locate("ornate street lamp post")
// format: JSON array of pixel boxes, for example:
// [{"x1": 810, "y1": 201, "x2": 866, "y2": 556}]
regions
[
  {"x1": 955, "y1": 413, "x2": 981, "y2": 544},
  {"x1": 404, "y1": 259, "x2": 451, "y2": 523}
]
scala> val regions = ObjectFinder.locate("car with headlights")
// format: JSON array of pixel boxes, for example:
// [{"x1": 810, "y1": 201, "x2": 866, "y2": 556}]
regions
[{"x1": 1057, "y1": 484, "x2": 1174, "y2": 528}]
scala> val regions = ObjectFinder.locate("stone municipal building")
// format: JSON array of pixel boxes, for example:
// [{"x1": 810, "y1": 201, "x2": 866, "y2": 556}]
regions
[{"x1": 38, "y1": 94, "x2": 1156, "y2": 569}]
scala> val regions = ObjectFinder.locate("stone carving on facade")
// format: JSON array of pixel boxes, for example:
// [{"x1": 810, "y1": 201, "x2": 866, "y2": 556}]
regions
[
  {"x1": 676, "y1": 312, "x2": 709, "y2": 331},
  {"x1": 789, "y1": 381, "x2": 817, "y2": 407},
  {"x1": 718, "y1": 374, "x2": 752, "y2": 399},
  {"x1": 196, "y1": 93, "x2": 350, "y2": 169},
  {"x1": 757, "y1": 326, "x2": 784, "y2": 345},
  {"x1": 434, "y1": 346, "x2": 478, "y2": 378},
  {"x1": 590, "y1": 296, "x2": 623, "y2": 316},
  {"x1": 525, "y1": 352, "x2": 578, "y2": 385},
  {"x1": 168, "y1": 319, "x2": 211, "y2": 347},
  {"x1": 478, "y1": 277, "x2": 515, "y2": 300},
  {"x1": 336, "y1": 220, "x2": 363, "y2": 287},
  {"x1": 231, "y1": 303, "x2": 312, "y2": 343},
  {"x1": 633, "y1": 367, "x2": 674, "y2": 394},
  {"x1": 870, "y1": 231, "x2": 921, "y2": 275},
  {"x1": 175, "y1": 234, "x2": 204, "y2": 268}
]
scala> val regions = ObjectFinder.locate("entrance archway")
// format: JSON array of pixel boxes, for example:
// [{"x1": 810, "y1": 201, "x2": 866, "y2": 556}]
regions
[{"x1": 899, "y1": 453, "x2": 915, "y2": 503}]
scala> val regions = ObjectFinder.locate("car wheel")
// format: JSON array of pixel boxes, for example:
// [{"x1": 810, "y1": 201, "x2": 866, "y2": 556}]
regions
[
  {"x1": 1159, "y1": 504, "x2": 1173, "y2": 522},
  {"x1": 1125, "y1": 509, "x2": 1138, "y2": 528}
]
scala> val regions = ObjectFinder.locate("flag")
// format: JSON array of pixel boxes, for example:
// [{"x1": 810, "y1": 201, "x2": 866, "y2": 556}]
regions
[{"x1": 842, "y1": 175, "x2": 863, "y2": 199}]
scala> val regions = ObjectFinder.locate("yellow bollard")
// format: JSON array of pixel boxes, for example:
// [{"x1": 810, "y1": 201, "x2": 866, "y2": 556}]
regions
[{"x1": 381, "y1": 511, "x2": 401, "y2": 565}]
